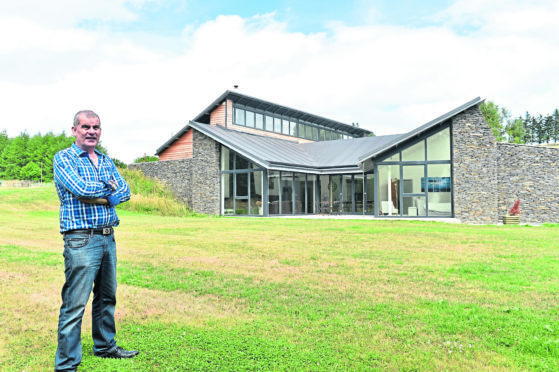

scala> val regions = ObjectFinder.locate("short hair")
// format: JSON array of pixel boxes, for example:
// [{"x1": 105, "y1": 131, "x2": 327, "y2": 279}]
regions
[{"x1": 73, "y1": 110, "x2": 101, "y2": 127}]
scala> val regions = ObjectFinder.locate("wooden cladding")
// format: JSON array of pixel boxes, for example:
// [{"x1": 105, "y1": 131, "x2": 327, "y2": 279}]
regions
[
  {"x1": 159, "y1": 129, "x2": 193, "y2": 160},
  {"x1": 210, "y1": 99, "x2": 233, "y2": 127}
]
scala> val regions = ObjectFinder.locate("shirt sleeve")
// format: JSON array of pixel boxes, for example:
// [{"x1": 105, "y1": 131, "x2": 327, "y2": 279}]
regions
[
  {"x1": 106, "y1": 158, "x2": 131, "y2": 206},
  {"x1": 54, "y1": 152, "x2": 112, "y2": 199}
]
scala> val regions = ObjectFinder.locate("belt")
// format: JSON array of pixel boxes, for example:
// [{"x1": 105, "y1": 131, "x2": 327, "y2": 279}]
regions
[{"x1": 64, "y1": 227, "x2": 114, "y2": 236}]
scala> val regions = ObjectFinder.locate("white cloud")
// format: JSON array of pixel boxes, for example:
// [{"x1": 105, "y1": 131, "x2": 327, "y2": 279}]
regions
[
  {"x1": 1, "y1": 1, "x2": 558, "y2": 163},
  {"x1": 0, "y1": 0, "x2": 154, "y2": 27}
]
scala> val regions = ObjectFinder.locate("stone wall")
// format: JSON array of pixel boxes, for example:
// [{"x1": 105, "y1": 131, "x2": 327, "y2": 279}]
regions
[
  {"x1": 189, "y1": 130, "x2": 221, "y2": 214},
  {"x1": 452, "y1": 106, "x2": 499, "y2": 224},
  {"x1": 129, "y1": 130, "x2": 221, "y2": 215},
  {"x1": 496, "y1": 143, "x2": 559, "y2": 224}
]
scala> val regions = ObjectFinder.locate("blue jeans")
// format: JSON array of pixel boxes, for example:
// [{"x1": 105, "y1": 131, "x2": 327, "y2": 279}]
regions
[{"x1": 55, "y1": 232, "x2": 118, "y2": 371}]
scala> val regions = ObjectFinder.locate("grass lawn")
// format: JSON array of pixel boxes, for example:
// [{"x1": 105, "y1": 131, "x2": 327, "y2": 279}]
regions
[{"x1": 1, "y1": 185, "x2": 558, "y2": 371}]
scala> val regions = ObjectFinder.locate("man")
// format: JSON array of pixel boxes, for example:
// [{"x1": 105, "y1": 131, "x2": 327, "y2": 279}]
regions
[{"x1": 53, "y1": 110, "x2": 138, "y2": 371}]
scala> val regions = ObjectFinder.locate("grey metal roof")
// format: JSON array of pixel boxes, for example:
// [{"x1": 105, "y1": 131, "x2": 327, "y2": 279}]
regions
[
  {"x1": 193, "y1": 90, "x2": 371, "y2": 138},
  {"x1": 187, "y1": 122, "x2": 400, "y2": 174}
]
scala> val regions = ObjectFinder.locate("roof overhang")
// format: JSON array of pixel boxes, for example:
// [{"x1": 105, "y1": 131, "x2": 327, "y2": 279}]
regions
[{"x1": 193, "y1": 90, "x2": 372, "y2": 138}]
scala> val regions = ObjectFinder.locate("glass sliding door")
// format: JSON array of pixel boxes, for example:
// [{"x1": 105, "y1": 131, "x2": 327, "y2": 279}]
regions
[
  {"x1": 268, "y1": 171, "x2": 280, "y2": 215},
  {"x1": 365, "y1": 174, "x2": 375, "y2": 213},
  {"x1": 307, "y1": 175, "x2": 317, "y2": 214},
  {"x1": 342, "y1": 175, "x2": 353, "y2": 213},
  {"x1": 294, "y1": 173, "x2": 306, "y2": 214},
  {"x1": 251, "y1": 172, "x2": 263, "y2": 215},
  {"x1": 281, "y1": 172, "x2": 293, "y2": 214},
  {"x1": 426, "y1": 164, "x2": 452, "y2": 216},
  {"x1": 402, "y1": 165, "x2": 425, "y2": 217},
  {"x1": 222, "y1": 173, "x2": 234, "y2": 215},
  {"x1": 355, "y1": 175, "x2": 364, "y2": 213},
  {"x1": 377, "y1": 164, "x2": 400, "y2": 216},
  {"x1": 235, "y1": 173, "x2": 249, "y2": 215},
  {"x1": 331, "y1": 175, "x2": 342, "y2": 213}
]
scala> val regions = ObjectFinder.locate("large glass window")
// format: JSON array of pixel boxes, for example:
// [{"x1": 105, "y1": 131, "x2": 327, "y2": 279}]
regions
[
  {"x1": 426, "y1": 164, "x2": 452, "y2": 216},
  {"x1": 250, "y1": 172, "x2": 263, "y2": 215},
  {"x1": 221, "y1": 146, "x2": 263, "y2": 216},
  {"x1": 312, "y1": 127, "x2": 319, "y2": 141},
  {"x1": 222, "y1": 173, "x2": 234, "y2": 215},
  {"x1": 221, "y1": 147, "x2": 233, "y2": 171},
  {"x1": 305, "y1": 125, "x2": 313, "y2": 140},
  {"x1": 294, "y1": 173, "x2": 306, "y2": 214},
  {"x1": 265, "y1": 115, "x2": 274, "y2": 132},
  {"x1": 246, "y1": 111, "x2": 255, "y2": 128},
  {"x1": 235, "y1": 154, "x2": 249, "y2": 170},
  {"x1": 403, "y1": 165, "x2": 424, "y2": 194},
  {"x1": 374, "y1": 125, "x2": 452, "y2": 217},
  {"x1": 378, "y1": 164, "x2": 400, "y2": 216},
  {"x1": 299, "y1": 123, "x2": 307, "y2": 139},
  {"x1": 402, "y1": 141, "x2": 425, "y2": 162},
  {"x1": 331, "y1": 175, "x2": 342, "y2": 213},
  {"x1": 281, "y1": 172, "x2": 293, "y2": 214},
  {"x1": 255, "y1": 113, "x2": 264, "y2": 130},
  {"x1": 235, "y1": 108, "x2": 245, "y2": 126},
  {"x1": 290, "y1": 121, "x2": 297, "y2": 137},
  {"x1": 233, "y1": 105, "x2": 353, "y2": 141},
  {"x1": 282, "y1": 120, "x2": 290, "y2": 135},
  {"x1": 427, "y1": 127, "x2": 451, "y2": 160},
  {"x1": 268, "y1": 171, "x2": 280, "y2": 215},
  {"x1": 365, "y1": 174, "x2": 375, "y2": 213},
  {"x1": 307, "y1": 175, "x2": 317, "y2": 214},
  {"x1": 355, "y1": 175, "x2": 364, "y2": 213},
  {"x1": 342, "y1": 175, "x2": 353, "y2": 212},
  {"x1": 274, "y1": 117, "x2": 282, "y2": 133}
]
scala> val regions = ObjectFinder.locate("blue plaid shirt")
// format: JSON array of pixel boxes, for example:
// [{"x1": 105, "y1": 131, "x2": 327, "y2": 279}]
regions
[{"x1": 54, "y1": 143, "x2": 130, "y2": 233}]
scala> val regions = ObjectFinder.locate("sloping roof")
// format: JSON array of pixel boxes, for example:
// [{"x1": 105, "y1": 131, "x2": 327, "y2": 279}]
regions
[
  {"x1": 185, "y1": 122, "x2": 400, "y2": 174},
  {"x1": 156, "y1": 96, "x2": 483, "y2": 174},
  {"x1": 193, "y1": 90, "x2": 371, "y2": 138}
]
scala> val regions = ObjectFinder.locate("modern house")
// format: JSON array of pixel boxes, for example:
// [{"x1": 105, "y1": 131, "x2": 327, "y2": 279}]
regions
[{"x1": 131, "y1": 90, "x2": 559, "y2": 224}]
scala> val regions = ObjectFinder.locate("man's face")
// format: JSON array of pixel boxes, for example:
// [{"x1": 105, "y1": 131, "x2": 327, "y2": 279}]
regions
[{"x1": 72, "y1": 113, "x2": 101, "y2": 152}]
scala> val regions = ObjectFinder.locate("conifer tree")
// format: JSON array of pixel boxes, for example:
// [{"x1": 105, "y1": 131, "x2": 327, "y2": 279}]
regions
[{"x1": 480, "y1": 101, "x2": 505, "y2": 141}]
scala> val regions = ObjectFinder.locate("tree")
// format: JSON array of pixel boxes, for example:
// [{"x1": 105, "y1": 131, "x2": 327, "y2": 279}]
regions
[
  {"x1": 505, "y1": 117, "x2": 526, "y2": 144},
  {"x1": 0, "y1": 133, "x2": 29, "y2": 179},
  {"x1": 553, "y1": 109, "x2": 559, "y2": 143},
  {"x1": 522, "y1": 112, "x2": 533, "y2": 144},
  {"x1": 480, "y1": 101, "x2": 505, "y2": 141},
  {"x1": 112, "y1": 158, "x2": 128, "y2": 169},
  {"x1": 20, "y1": 162, "x2": 42, "y2": 181},
  {"x1": 0, "y1": 129, "x2": 9, "y2": 154},
  {"x1": 134, "y1": 155, "x2": 159, "y2": 163}
]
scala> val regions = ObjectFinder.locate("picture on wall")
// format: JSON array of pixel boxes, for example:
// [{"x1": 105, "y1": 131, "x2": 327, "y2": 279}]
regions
[{"x1": 421, "y1": 177, "x2": 451, "y2": 192}]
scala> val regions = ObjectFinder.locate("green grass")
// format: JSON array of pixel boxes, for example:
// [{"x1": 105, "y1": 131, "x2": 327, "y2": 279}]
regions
[
  {"x1": 1, "y1": 186, "x2": 558, "y2": 371},
  {"x1": 117, "y1": 168, "x2": 200, "y2": 217}
]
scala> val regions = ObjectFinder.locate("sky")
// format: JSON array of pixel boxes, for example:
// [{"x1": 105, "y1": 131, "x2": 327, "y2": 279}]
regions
[{"x1": 1, "y1": 0, "x2": 558, "y2": 163}]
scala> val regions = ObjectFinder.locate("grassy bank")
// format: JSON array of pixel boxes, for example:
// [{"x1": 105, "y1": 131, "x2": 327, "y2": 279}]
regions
[
  {"x1": 0, "y1": 186, "x2": 558, "y2": 371},
  {"x1": 117, "y1": 168, "x2": 199, "y2": 217}
]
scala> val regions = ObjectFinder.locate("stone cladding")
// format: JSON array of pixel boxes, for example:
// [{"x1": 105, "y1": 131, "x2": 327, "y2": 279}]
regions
[
  {"x1": 451, "y1": 106, "x2": 499, "y2": 224},
  {"x1": 496, "y1": 143, "x2": 559, "y2": 224}
]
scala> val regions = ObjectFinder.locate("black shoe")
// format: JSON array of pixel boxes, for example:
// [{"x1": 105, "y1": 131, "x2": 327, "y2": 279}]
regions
[{"x1": 94, "y1": 346, "x2": 139, "y2": 359}]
